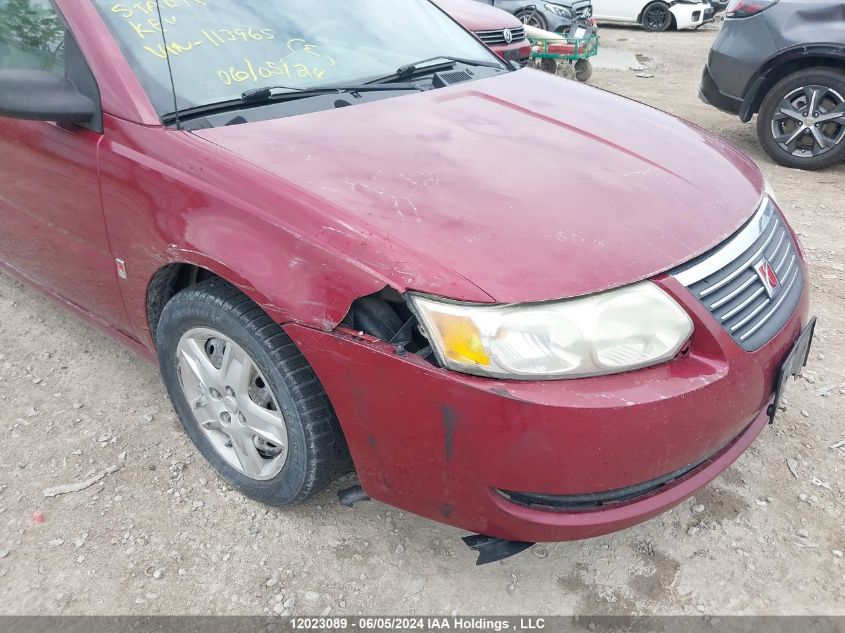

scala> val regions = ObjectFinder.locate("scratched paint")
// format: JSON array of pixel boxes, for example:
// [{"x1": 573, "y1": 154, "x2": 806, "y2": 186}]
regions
[
  {"x1": 441, "y1": 404, "x2": 459, "y2": 463},
  {"x1": 193, "y1": 69, "x2": 764, "y2": 306}
]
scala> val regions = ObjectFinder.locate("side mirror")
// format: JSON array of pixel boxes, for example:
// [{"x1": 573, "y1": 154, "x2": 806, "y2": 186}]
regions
[{"x1": 0, "y1": 70, "x2": 95, "y2": 124}]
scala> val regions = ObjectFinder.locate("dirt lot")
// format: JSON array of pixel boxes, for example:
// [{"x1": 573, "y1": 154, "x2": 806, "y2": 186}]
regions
[{"x1": 1, "y1": 23, "x2": 844, "y2": 617}]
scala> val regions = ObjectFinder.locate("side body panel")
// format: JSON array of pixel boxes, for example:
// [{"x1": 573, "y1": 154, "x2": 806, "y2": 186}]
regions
[
  {"x1": 96, "y1": 115, "x2": 492, "y2": 349},
  {"x1": 591, "y1": 0, "x2": 642, "y2": 23},
  {"x1": 764, "y1": 0, "x2": 845, "y2": 50},
  {"x1": 0, "y1": 119, "x2": 132, "y2": 332},
  {"x1": 705, "y1": 13, "x2": 778, "y2": 102},
  {"x1": 0, "y1": 0, "x2": 136, "y2": 332}
]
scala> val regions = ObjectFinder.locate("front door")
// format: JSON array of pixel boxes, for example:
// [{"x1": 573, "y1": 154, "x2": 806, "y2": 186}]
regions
[{"x1": 0, "y1": 0, "x2": 130, "y2": 332}]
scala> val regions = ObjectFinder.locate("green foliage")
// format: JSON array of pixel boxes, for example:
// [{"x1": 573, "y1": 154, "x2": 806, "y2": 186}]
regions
[{"x1": 0, "y1": 0, "x2": 64, "y2": 54}]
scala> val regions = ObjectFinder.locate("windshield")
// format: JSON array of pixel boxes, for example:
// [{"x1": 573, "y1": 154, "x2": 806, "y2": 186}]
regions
[{"x1": 93, "y1": 0, "x2": 499, "y2": 116}]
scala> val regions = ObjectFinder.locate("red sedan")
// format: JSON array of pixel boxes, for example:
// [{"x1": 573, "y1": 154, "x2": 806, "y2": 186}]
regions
[
  {"x1": 0, "y1": 0, "x2": 813, "y2": 562},
  {"x1": 433, "y1": 0, "x2": 532, "y2": 66}
]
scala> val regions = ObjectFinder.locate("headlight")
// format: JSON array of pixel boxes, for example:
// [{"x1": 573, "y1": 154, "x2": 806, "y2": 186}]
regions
[
  {"x1": 409, "y1": 283, "x2": 693, "y2": 380},
  {"x1": 544, "y1": 3, "x2": 573, "y2": 18}
]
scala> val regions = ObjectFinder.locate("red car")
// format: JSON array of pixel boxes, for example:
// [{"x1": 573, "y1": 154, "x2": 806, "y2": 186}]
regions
[
  {"x1": 0, "y1": 0, "x2": 814, "y2": 562},
  {"x1": 433, "y1": 0, "x2": 532, "y2": 66}
]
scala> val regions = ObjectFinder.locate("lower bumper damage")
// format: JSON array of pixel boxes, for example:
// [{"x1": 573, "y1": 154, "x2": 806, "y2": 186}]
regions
[{"x1": 287, "y1": 277, "x2": 810, "y2": 543}]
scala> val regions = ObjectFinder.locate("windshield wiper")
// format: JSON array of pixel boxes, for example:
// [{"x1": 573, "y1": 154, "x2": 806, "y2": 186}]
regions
[
  {"x1": 241, "y1": 82, "x2": 422, "y2": 102},
  {"x1": 162, "y1": 58, "x2": 502, "y2": 124},
  {"x1": 239, "y1": 58, "x2": 501, "y2": 102},
  {"x1": 391, "y1": 56, "x2": 504, "y2": 80},
  {"x1": 161, "y1": 82, "x2": 422, "y2": 125}
]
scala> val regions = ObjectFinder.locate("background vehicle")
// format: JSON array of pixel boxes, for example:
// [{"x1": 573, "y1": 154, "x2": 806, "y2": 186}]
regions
[
  {"x1": 434, "y1": 0, "x2": 532, "y2": 65},
  {"x1": 700, "y1": 0, "x2": 845, "y2": 170},
  {"x1": 592, "y1": 0, "x2": 714, "y2": 31},
  {"x1": 471, "y1": 0, "x2": 594, "y2": 34}
]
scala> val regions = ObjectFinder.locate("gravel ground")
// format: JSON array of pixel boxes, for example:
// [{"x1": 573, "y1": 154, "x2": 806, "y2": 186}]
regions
[{"x1": 1, "y1": 22, "x2": 843, "y2": 617}]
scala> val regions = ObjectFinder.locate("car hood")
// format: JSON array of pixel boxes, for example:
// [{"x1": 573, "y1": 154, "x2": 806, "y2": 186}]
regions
[
  {"x1": 431, "y1": 0, "x2": 522, "y2": 30},
  {"x1": 193, "y1": 70, "x2": 764, "y2": 304}
]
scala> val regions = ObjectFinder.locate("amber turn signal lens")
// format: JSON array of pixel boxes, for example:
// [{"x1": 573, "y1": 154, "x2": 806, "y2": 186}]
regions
[{"x1": 428, "y1": 313, "x2": 491, "y2": 367}]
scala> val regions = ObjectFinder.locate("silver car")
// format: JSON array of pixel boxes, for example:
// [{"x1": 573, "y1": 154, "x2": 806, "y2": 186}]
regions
[{"x1": 472, "y1": 0, "x2": 594, "y2": 33}]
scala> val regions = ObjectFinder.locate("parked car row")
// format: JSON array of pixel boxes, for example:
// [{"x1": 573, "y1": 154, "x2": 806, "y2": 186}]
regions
[
  {"x1": 481, "y1": 0, "x2": 594, "y2": 33},
  {"x1": 590, "y1": 0, "x2": 715, "y2": 32},
  {"x1": 472, "y1": 0, "x2": 717, "y2": 33},
  {"x1": 433, "y1": 0, "x2": 533, "y2": 65}
]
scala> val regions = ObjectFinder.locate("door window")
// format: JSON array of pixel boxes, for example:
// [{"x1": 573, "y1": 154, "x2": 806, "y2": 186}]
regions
[{"x1": 0, "y1": 0, "x2": 65, "y2": 74}]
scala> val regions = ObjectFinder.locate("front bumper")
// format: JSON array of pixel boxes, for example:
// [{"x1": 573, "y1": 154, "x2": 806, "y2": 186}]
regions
[
  {"x1": 670, "y1": 2, "x2": 714, "y2": 29},
  {"x1": 489, "y1": 40, "x2": 532, "y2": 65},
  {"x1": 700, "y1": 63, "x2": 744, "y2": 115},
  {"x1": 288, "y1": 274, "x2": 810, "y2": 543}
]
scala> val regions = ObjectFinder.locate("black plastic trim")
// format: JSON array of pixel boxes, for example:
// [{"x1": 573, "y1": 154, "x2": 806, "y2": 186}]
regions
[
  {"x1": 497, "y1": 428, "x2": 746, "y2": 512},
  {"x1": 740, "y1": 44, "x2": 845, "y2": 122},
  {"x1": 462, "y1": 535, "x2": 533, "y2": 566},
  {"x1": 699, "y1": 65, "x2": 743, "y2": 115}
]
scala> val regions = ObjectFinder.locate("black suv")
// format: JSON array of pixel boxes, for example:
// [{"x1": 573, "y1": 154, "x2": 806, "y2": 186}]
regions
[{"x1": 700, "y1": 0, "x2": 845, "y2": 170}]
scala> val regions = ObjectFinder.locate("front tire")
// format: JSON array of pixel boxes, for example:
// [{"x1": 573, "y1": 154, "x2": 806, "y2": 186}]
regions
[
  {"x1": 641, "y1": 2, "x2": 673, "y2": 31},
  {"x1": 757, "y1": 68, "x2": 845, "y2": 171},
  {"x1": 516, "y1": 8, "x2": 548, "y2": 30},
  {"x1": 157, "y1": 279, "x2": 351, "y2": 506}
]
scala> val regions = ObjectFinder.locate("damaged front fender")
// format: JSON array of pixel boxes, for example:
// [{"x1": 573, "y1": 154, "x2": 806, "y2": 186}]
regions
[{"x1": 98, "y1": 116, "x2": 493, "y2": 348}]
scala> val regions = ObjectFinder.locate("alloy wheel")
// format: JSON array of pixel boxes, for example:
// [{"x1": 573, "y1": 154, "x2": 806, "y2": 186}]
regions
[
  {"x1": 176, "y1": 328, "x2": 289, "y2": 480},
  {"x1": 643, "y1": 4, "x2": 671, "y2": 31},
  {"x1": 771, "y1": 85, "x2": 845, "y2": 158},
  {"x1": 518, "y1": 9, "x2": 547, "y2": 30}
]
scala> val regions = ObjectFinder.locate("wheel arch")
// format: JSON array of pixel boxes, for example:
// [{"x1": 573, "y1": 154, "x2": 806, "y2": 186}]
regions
[
  {"x1": 142, "y1": 241, "x2": 406, "y2": 352},
  {"x1": 145, "y1": 258, "x2": 267, "y2": 348},
  {"x1": 637, "y1": 1, "x2": 652, "y2": 24},
  {"x1": 740, "y1": 46, "x2": 845, "y2": 122},
  {"x1": 514, "y1": 6, "x2": 547, "y2": 29},
  {"x1": 148, "y1": 262, "x2": 211, "y2": 347}
]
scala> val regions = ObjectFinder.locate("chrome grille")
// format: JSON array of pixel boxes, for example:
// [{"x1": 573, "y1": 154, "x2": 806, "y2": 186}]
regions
[
  {"x1": 672, "y1": 199, "x2": 804, "y2": 352},
  {"x1": 573, "y1": 1, "x2": 594, "y2": 18},
  {"x1": 474, "y1": 26, "x2": 526, "y2": 45}
]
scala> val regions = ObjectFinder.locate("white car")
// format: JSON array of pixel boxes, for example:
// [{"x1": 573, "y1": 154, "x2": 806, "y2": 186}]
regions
[{"x1": 593, "y1": 0, "x2": 715, "y2": 31}]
